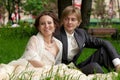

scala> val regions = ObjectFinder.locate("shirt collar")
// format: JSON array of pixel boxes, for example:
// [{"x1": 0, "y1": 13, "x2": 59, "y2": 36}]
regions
[{"x1": 65, "y1": 30, "x2": 74, "y2": 37}]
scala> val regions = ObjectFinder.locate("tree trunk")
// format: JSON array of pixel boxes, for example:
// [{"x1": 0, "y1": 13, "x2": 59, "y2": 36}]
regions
[
  {"x1": 58, "y1": 0, "x2": 72, "y2": 19},
  {"x1": 80, "y1": 0, "x2": 92, "y2": 29},
  {"x1": 57, "y1": 0, "x2": 92, "y2": 29},
  {"x1": 117, "y1": 0, "x2": 120, "y2": 19}
]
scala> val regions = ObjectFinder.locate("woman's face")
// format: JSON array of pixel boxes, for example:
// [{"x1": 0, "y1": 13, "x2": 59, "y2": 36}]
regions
[
  {"x1": 38, "y1": 15, "x2": 55, "y2": 37},
  {"x1": 63, "y1": 13, "x2": 80, "y2": 34}
]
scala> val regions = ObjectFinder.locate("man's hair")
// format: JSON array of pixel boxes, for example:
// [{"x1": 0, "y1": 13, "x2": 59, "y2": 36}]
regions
[{"x1": 60, "y1": 6, "x2": 82, "y2": 26}]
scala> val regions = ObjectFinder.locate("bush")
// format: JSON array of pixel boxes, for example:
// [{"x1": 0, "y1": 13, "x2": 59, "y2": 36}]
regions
[{"x1": 0, "y1": 25, "x2": 37, "y2": 39}]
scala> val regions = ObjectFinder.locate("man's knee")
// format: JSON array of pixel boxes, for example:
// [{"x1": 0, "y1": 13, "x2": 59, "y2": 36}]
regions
[
  {"x1": 81, "y1": 62, "x2": 103, "y2": 75},
  {"x1": 90, "y1": 63, "x2": 103, "y2": 73}
]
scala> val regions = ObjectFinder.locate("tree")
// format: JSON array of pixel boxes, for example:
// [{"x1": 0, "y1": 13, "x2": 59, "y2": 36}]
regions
[
  {"x1": 92, "y1": 0, "x2": 111, "y2": 27},
  {"x1": 22, "y1": 0, "x2": 43, "y2": 16},
  {"x1": 57, "y1": 0, "x2": 92, "y2": 29},
  {"x1": 1, "y1": 0, "x2": 14, "y2": 21},
  {"x1": 0, "y1": 0, "x2": 22, "y2": 23},
  {"x1": 117, "y1": 0, "x2": 120, "y2": 19},
  {"x1": 80, "y1": 0, "x2": 92, "y2": 29},
  {"x1": 58, "y1": 0, "x2": 72, "y2": 18},
  {"x1": 22, "y1": 0, "x2": 55, "y2": 16},
  {"x1": 0, "y1": 0, "x2": 6, "y2": 24},
  {"x1": 22, "y1": 0, "x2": 58, "y2": 17}
]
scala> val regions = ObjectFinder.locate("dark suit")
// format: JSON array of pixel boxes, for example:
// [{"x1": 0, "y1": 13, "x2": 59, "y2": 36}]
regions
[{"x1": 55, "y1": 26, "x2": 119, "y2": 75}]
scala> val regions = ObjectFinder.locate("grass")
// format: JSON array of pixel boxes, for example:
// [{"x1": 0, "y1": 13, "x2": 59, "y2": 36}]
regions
[
  {"x1": 4, "y1": 64, "x2": 85, "y2": 80},
  {"x1": 0, "y1": 26, "x2": 36, "y2": 64},
  {"x1": 2, "y1": 63, "x2": 120, "y2": 80},
  {"x1": 0, "y1": 26, "x2": 120, "y2": 80},
  {"x1": 0, "y1": 37, "x2": 28, "y2": 64}
]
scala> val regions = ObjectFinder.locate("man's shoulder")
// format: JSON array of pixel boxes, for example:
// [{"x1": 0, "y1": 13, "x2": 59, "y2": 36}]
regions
[
  {"x1": 75, "y1": 28, "x2": 86, "y2": 33},
  {"x1": 54, "y1": 30, "x2": 61, "y2": 40}
]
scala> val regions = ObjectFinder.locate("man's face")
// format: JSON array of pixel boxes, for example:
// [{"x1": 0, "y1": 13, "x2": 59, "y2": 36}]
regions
[{"x1": 63, "y1": 13, "x2": 80, "y2": 34}]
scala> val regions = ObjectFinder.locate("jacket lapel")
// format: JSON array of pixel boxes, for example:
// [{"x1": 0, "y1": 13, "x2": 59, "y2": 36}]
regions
[
  {"x1": 74, "y1": 31, "x2": 84, "y2": 50},
  {"x1": 73, "y1": 30, "x2": 85, "y2": 63},
  {"x1": 60, "y1": 28, "x2": 68, "y2": 63}
]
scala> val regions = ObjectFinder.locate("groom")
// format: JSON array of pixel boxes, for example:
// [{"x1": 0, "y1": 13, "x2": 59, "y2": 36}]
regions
[{"x1": 55, "y1": 6, "x2": 120, "y2": 75}]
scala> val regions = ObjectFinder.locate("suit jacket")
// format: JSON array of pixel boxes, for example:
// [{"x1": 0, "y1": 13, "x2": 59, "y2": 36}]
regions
[{"x1": 54, "y1": 26, "x2": 118, "y2": 64}]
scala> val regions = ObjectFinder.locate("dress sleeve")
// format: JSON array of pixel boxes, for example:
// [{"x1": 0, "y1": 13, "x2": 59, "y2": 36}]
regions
[
  {"x1": 54, "y1": 38, "x2": 63, "y2": 64},
  {"x1": 21, "y1": 36, "x2": 41, "y2": 61}
]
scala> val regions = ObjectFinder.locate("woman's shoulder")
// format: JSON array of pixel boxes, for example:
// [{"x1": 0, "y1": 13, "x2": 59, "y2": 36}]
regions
[
  {"x1": 28, "y1": 35, "x2": 39, "y2": 43},
  {"x1": 29, "y1": 35, "x2": 37, "y2": 40},
  {"x1": 53, "y1": 37, "x2": 62, "y2": 46}
]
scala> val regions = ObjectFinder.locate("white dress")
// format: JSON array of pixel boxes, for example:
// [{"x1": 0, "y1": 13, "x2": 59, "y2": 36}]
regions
[{"x1": 8, "y1": 32, "x2": 63, "y2": 67}]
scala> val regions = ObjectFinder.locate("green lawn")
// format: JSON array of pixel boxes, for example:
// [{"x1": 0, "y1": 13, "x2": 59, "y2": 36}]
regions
[
  {"x1": 0, "y1": 27, "x2": 35, "y2": 63},
  {"x1": 0, "y1": 37, "x2": 29, "y2": 64}
]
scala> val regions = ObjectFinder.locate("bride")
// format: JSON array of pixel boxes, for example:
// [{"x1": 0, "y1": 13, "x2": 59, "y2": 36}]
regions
[{"x1": 0, "y1": 11, "x2": 87, "y2": 80}]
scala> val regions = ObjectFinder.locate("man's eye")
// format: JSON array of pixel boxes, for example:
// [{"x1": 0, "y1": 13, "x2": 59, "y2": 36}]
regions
[
  {"x1": 64, "y1": 17, "x2": 68, "y2": 20},
  {"x1": 71, "y1": 18, "x2": 77, "y2": 21}
]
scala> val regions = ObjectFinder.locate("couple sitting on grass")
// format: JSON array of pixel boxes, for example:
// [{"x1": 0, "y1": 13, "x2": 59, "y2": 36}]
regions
[{"x1": 0, "y1": 6, "x2": 120, "y2": 80}]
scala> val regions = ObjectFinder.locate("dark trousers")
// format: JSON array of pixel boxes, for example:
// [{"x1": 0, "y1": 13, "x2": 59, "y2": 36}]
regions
[{"x1": 76, "y1": 47, "x2": 119, "y2": 75}]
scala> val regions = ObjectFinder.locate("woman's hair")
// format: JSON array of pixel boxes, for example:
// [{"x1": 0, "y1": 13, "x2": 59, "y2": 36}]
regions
[
  {"x1": 60, "y1": 6, "x2": 82, "y2": 26},
  {"x1": 34, "y1": 11, "x2": 59, "y2": 31}
]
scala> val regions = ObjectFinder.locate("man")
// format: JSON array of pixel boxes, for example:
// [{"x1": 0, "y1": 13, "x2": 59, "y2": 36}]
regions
[{"x1": 55, "y1": 6, "x2": 120, "y2": 75}]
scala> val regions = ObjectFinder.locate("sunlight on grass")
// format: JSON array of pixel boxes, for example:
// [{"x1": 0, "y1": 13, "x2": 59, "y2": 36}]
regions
[{"x1": 0, "y1": 38, "x2": 29, "y2": 64}]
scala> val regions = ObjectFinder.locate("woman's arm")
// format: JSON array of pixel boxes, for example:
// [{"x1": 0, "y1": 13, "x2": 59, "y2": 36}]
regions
[
  {"x1": 28, "y1": 60, "x2": 44, "y2": 67},
  {"x1": 22, "y1": 36, "x2": 44, "y2": 67}
]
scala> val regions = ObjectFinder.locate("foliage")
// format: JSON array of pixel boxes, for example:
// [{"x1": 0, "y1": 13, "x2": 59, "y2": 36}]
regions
[
  {"x1": 0, "y1": 25, "x2": 37, "y2": 63},
  {"x1": 0, "y1": 22, "x2": 37, "y2": 39},
  {"x1": 22, "y1": 0, "x2": 52, "y2": 16},
  {"x1": 0, "y1": 0, "x2": 22, "y2": 21},
  {"x1": 116, "y1": 0, "x2": 120, "y2": 19},
  {"x1": 0, "y1": 0, "x2": 6, "y2": 15},
  {"x1": 91, "y1": 0, "x2": 113, "y2": 27},
  {"x1": 0, "y1": 0, "x2": 57, "y2": 25}
]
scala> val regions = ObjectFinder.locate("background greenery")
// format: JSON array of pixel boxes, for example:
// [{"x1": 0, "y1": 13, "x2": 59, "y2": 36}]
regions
[{"x1": 0, "y1": 23, "x2": 37, "y2": 64}]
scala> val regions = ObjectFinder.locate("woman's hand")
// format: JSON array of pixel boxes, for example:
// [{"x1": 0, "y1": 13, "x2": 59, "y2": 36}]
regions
[{"x1": 28, "y1": 60, "x2": 44, "y2": 68}]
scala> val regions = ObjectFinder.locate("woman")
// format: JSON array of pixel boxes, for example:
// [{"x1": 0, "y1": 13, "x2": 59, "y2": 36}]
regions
[
  {"x1": 0, "y1": 11, "x2": 87, "y2": 80},
  {"x1": 21, "y1": 11, "x2": 62, "y2": 67},
  {"x1": 7, "y1": 11, "x2": 62, "y2": 68},
  {"x1": 0, "y1": 11, "x2": 62, "y2": 79}
]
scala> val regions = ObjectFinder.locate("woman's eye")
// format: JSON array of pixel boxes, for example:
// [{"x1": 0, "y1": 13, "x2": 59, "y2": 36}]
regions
[
  {"x1": 40, "y1": 22, "x2": 45, "y2": 25},
  {"x1": 48, "y1": 21, "x2": 52, "y2": 24}
]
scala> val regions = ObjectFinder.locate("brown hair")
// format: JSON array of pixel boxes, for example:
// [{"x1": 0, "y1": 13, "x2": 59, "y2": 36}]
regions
[
  {"x1": 60, "y1": 6, "x2": 82, "y2": 26},
  {"x1": 34, "y1": 11, "x2": 59, "y2": 31}
]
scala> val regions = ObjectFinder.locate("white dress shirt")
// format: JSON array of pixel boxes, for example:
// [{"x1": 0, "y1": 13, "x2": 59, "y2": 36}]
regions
[{"x1": 66, "y1": 31, "x2": 80, "y2": 61}]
